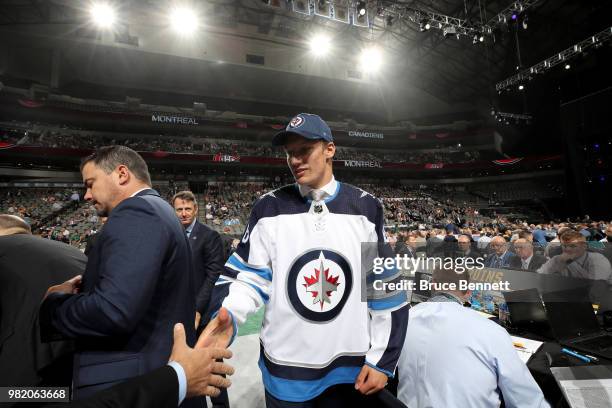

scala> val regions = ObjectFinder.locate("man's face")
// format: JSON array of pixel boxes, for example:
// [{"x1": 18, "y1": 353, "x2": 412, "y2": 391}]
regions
[
  {"x1": 490, "y1": 238, "x2": 507, "y2": 256},
  {"x1": 174, "y1": 198, "x2": 197, "y2": 227},
  {"x1": 606, "y1": 226, "x2": 612, "y2": 239},
  {"x1": 514, "y1": 239, "x2": 533, "y2": 260},
  {"x1": 458, "y1": 236, "x2": 471, "y2": 252},
  {"x1": 284, "y1": 135, "x2": 334, "y2": 188},
  {"x1": 82, "y1": 162, "x2": 121, "y2": 217},
  {"x1": 561, "y1": 238, "x2": 587, "y2": 259},
  {"x1": 407, "y1": 236, "x2": 417, "y2": 250}
]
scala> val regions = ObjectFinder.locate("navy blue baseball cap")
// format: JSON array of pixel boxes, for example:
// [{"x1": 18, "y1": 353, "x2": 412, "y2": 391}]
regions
[{"x1": 272, "y1": 113, "x2": 334, "y2": 146}]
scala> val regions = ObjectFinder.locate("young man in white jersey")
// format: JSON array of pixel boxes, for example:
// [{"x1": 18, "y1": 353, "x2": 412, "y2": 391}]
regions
[{"x1": 200, "y1": 113, "x2": 408, "y2": 407}]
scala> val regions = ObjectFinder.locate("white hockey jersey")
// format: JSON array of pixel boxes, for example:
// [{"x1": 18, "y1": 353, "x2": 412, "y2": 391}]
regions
[{"x1": 221, "y1": 178, "x2": 409, "y2": 402}]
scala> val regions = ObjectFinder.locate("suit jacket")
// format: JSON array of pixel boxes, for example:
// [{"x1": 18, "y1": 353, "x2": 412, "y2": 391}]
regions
[
  {"x1": 48, "y1": 365, "x2": 178, "y2": 408},
  {"x1": 40, "y1": 189, "x2": 199, "y2": 402},
  {"x1": 509, "y1": 254, "x2": 547, "y2": 271},
  {"x1": 484, "y1": 251, "x2": 520, "y2": 269},
  {"x1": 188, "y1": 221, "x2": 225, "y2": 315},
  {"x1": 0, "y1": 235, "x2": 86, "y2": 388}
]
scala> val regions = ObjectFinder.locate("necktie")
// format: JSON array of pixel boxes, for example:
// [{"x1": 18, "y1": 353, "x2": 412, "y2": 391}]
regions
[{"x1": 310, "y1": 189, "x2": 326, "y2": 202}]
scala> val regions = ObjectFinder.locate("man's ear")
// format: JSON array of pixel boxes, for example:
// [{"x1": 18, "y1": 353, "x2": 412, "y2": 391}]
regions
[
  {"x1": 324, "y1": 142, "x2": 336, "y2": 159},
  {"x1": 116, "y1": 165, "x2": 131, "y2": 186}
]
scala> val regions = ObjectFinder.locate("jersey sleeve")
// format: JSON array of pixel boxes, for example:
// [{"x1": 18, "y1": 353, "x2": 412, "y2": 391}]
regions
[
  {"x1": 221, "y1": 199, "x2": 272, "y2": 325},
  {"x1": 365, "y1": 198, "x2": 409, "y2": 376}
]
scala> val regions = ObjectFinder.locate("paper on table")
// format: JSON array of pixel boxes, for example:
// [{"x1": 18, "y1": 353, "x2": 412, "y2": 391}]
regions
[
  {"x1": 558, "y1": 379, "x2": 612, "y2": 408},
  {"x1": 511, "y1": 335, "x2": 544, "y2": 364}
]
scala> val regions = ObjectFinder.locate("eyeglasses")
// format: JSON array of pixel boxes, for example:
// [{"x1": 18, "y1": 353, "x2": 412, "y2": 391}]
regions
[{"x1": 561, "y1": 243, "x2": 583, "y2": 249}]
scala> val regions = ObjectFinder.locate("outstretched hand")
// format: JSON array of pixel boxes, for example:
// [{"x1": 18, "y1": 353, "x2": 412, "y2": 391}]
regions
[
  {"x1": 196, "y1": 307, "x2": 234, "y2": 349},
  {"x1": 169, "y1": 323, "x2": 234, "y2": 398}
]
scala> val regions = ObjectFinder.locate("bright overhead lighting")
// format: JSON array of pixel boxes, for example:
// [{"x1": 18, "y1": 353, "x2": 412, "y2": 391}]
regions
[
  {"x1": 309, "y1": 34, "x2": 331, "y2": 56},
  {"x1": 170, "y1": 6, "x2": 199, "y2": 36},
  {"x1": 359, "y1": 46, "x2": 382, "y2": 73},
  {"x1": 90, "y1": 3, "x2": 116, "y2": 28}
]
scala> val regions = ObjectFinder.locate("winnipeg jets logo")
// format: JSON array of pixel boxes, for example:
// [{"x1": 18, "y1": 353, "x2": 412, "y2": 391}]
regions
[
  {"x1": 289, "y1": 115, "x2": 304, "y2": 128},
  {"x1": 287, "y1": 249, "x2": 352, "y2": 322},
  {"x1": 303, "y1": 254, "x2": 340, "y2": 310}
]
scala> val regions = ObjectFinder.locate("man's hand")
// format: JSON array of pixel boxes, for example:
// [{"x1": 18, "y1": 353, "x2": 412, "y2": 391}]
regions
[
  {"x1": 169, "y1": 323, "x2": 234, "y2": 398},
  {"x1": 197, "y1": 307, "x2": 234, "y2": 349},
  {"x1": 354, "y1": 364, "x2": 388, "y2": 395},
  {"x1": 44, "y1": 275, "x2": 82, "y2": 299}
]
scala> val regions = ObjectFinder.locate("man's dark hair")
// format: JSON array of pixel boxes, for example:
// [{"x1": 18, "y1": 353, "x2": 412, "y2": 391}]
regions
[
  {"x1": 432, "y1": 266, "x2": 471, "y2": 295},
  {"x1": 80, "y1": 146, "x2": 151, "y2": 186},
  {"x1": 172, "y1": 191, "x2": 197, "y2": 207},
  {"x1": 0, "y1": 214, "x2": 32, "y2": 235}
]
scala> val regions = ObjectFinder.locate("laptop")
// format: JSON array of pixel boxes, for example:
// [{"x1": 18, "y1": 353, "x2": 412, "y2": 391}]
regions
[
  {"x1": 543, "y1": 289, "x2": 612, "y2": 360},
  {"x1": 502, "y1": 288, "x2": 553, "y2": 339}
]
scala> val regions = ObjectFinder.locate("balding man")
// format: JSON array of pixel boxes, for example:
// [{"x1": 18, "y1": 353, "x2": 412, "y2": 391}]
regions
[
  {"x1": 0, "y1": 213, "x2": 31, "y2": 236},
  {"x1": 484, "y1": 236, "x2": 519, "y2": 269},
  {"x1": 0, "y1": 214, "x2": 86, "y2": 389},
  {"x1": 509, "y1": 238, "x2": 546, "y2": 271}
]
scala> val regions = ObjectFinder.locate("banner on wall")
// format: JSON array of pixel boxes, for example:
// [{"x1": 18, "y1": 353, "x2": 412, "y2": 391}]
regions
[
  {"x1": 343, "y1": 160, "x2": 382, "y2": 168},
  {"x1": 348, "y1": 130, "x2": 384, "y2": 139},
  {"x1": 151, "y1": 115, "x2": 199, "y2": 125},
  {"x1": 213, "y1": 153, "x2": 240, "y2": 163}
]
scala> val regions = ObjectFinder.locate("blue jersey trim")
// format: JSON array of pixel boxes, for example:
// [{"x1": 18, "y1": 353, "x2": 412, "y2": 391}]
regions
[
  {"x1": 368, "y1": 291, "x2": 408, "y2": 310},
  {"x1": 226, "y1": 254, "x2": 272, "y2": 281},
  {"x1": 259, "y1": 357, "x2": 361, "y2": 402},
  {"x1": 365, "y1": 361, "x2": 394, "y2": 378}
]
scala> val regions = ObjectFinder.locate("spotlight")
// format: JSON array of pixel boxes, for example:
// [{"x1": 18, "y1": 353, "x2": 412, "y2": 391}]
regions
[
  {"x1": 357, "y1": 1, "x2": 366, "y2": 16},
  {"x1": 518, "y1": 84, "x2": 524, "y2": 90},
  {"x1": 419, "y1": 19, "x2": 430, "y2": 32},
  {"x1": 359, "y1": 46, "x2": 382, "y2": 73},
  {"x1": 309, "y1": 34, "x2": 331, "y2": 56},
  {"x1": 511, "y1": 13, "x2": 517, "y2": 20},
  {"x1": 170, "y1": 6, "x2": 199, "y2": 36},
  {"x1": 90, "y1": 3, "x2": 116, "y2": 28},
  {"x1": 565, "y1": 63, "x2": 571, "y2": 70},
  {"x1": 490, "y1": 107, "x2": 496, "y2": 116},
  {"x1": 522, "y1": 16, "x2": 528, "y2": 30},
  {"x1": 479, "y1": 34, "x2": 484, "y2": 42},
  {"x1": 425, "y1": 22, "x2": 431, "y2": 30}
]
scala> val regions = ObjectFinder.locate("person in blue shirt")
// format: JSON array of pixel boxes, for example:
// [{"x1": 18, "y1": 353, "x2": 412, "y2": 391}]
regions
[{"x1": 397, "y1": 267, "x2": 550, "y2": 408}]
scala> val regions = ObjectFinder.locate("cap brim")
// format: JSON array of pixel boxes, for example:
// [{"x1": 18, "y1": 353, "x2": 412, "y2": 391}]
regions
[
  {"x1": 272, "y1": 130, "x2": 321, "y2": 146},
  {"x1": 271, "y1": 130, "x2": 295, "y2": 146}
]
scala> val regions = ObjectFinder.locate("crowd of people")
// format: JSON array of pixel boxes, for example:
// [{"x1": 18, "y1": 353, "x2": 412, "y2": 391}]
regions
[{"x1": 1, "y1": 122, "x2": 486, "y2": 164}]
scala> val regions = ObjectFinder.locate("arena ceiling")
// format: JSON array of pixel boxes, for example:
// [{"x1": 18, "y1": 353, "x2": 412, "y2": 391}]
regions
[{"x1": 0, "y1": 0, "x2": 609, "y2": 123}]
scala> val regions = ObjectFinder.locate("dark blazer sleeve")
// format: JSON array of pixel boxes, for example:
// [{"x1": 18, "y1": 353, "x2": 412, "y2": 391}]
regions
[
  {"x1": 49, "y1": 366, "x2": 178, "y2": 408},
  {"x1": 44, "y1": 200, "x2": 170, "y2": 337},
  {"x1": 195, "y1": 227, "x2": 225, "y2": 314}
]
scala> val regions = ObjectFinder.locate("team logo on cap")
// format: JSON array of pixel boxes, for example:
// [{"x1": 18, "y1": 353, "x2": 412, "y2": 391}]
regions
[
  {"x1": 288, "y1": 115, "x2": 305, "y2": 129},
  {"x1": 286, "y1": 249, "x2": 352, "y2": 322}
]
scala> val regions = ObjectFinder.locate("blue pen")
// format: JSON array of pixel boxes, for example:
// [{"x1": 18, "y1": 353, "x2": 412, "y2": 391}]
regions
[{"x1": 561, "y1": 348, "x2": 591, "y2": 363}]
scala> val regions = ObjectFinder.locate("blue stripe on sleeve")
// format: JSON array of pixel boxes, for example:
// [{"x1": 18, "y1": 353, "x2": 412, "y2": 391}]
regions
[
  {"x1": 368, "y1": 291, "x2": 408, "y2": 310},
  {"x1": 226, "y1": 254, "x2": 272, "y2": 281}
]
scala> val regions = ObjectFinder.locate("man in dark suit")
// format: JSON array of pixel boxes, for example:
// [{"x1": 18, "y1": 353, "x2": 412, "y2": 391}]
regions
[
  {"x1": 0, "y1": 215, "x2": 86, "y2": 391},
  {"x1": 172, "y1": 191, "x2": 225, "y2": 329},
  {"x1": 40, "y1": 146, "x2": 200, "y2": 404},
  {"x1": 172, "y1": 191, "x2": 229, "y2": 408},
  {"x1": 510, "y1": 238, "x2": 547, "y2": 271},
  {"x1": 47, "y1": 323, "x2": 234, "y2": 408},
  {"x1": 484, "y1": 236, "x2": 519, "y2": 269}
]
